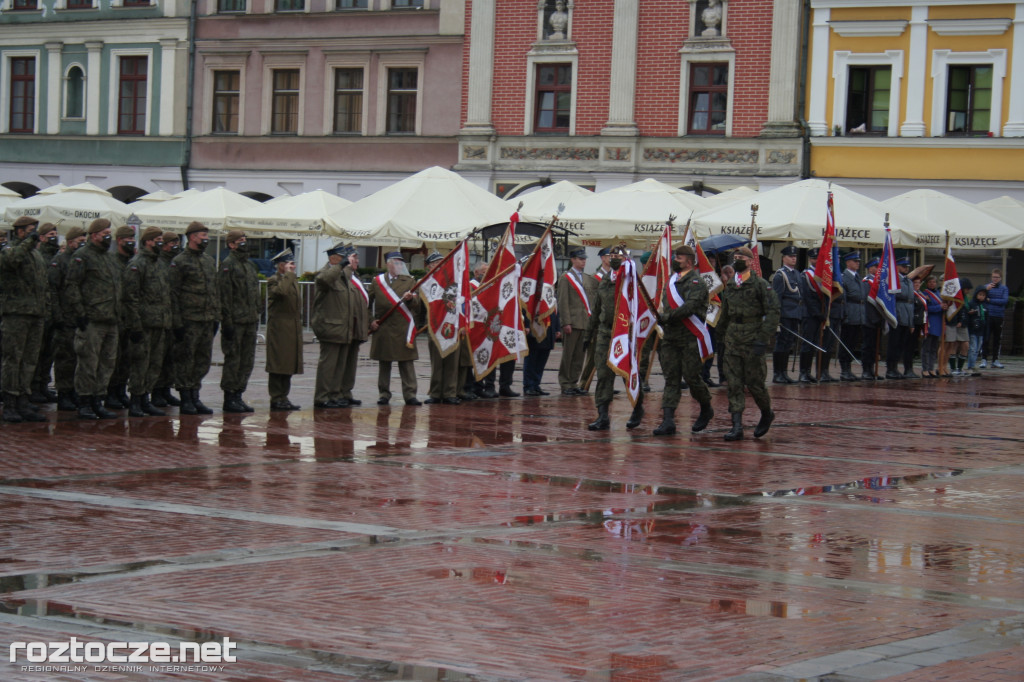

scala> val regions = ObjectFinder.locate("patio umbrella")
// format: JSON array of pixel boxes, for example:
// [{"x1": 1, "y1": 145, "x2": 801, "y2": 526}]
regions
[
  {"x1": 882, "y1": 189, "x2": 1023, "y2": 250},
  {"x1": 977, "y1": 196, "x2": 1024, "y2": 233},
  {"x1": 228, "y1": 190, "x2": 352, "y2": 237},
  {"x1": 557, "y1": 178, "x2": 705, "y2": 248},
  {"x1": 37, "y1": 183, "x2": 69, "y2": 195},
  {"x1": 510, "y1": 180, "x2": 594, "y2": 224},
  {"x1": 323, "y1": 166, "x2": 512, "y2": 247},
  {"x1": 700, "y1": 233, "x2": 748, "y2": 254},
  {"x1": 130, "y1": 190, "x2": 177, "y2": 206},
  {"x1": 3, "y1": 182, "x2": 131, "y2": 233},
  {"x1": 0, "y1": 185, "x2": 21, "y2": 226},
  {"x1": 700, "y1": 186, "x2": 758, "y2": 209},
  {"x1": 135, "y1": 187, "x2": 263, "y2": 232}
]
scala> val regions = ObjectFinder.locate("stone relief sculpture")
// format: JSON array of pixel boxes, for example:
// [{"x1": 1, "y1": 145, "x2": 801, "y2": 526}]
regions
[
  {"x1": 700, "y1": 0, "x2": 723, "y2": 37},
  {"x1": 548, "y1": 0, "x2": 569, "y2": 40}
]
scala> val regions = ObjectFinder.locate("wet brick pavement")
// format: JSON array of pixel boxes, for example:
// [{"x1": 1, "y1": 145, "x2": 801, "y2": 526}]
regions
[{"x1": 1, "y1": 339, "x2": 1022, "y2": 681}]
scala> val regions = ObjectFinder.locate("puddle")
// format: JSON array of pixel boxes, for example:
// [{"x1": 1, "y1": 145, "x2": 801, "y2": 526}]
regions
[{"x1": 748, "y1": 469, "x2": 963, "y2": 499}]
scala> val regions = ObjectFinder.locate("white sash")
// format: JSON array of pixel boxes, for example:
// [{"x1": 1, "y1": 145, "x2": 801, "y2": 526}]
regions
[
  {"x1": 376, "y1": 273, "x2": 416, "y2": 346},
  {"x1": 667, "y1": 273, "x2": 714, "y2": 359},
  {"x1": 563, "y1": 271, "x2": 590, "y2": 315}
]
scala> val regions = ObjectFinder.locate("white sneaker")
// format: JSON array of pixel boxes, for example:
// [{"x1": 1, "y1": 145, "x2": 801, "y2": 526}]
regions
[
  {"x1": 993, "y1": 360, "x2": 1004, "y2": 369},
  {"x1": 979, "y1": 359, "x2": 987, "y2": 368}
]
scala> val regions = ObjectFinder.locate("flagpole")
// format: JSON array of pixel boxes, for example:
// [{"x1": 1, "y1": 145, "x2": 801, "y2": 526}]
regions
[
  {"x1": 937, "y1": 230, "x2": 950, "y2": 376},
  {"x1": 371, "y1": 238, "x2": 464, "y2": 330},
  {"x1": 748, "y1": 203, "x2": 761, "y2": 277}
]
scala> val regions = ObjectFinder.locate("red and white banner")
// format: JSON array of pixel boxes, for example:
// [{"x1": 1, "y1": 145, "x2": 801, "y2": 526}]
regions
[
  {"x1": 375, "y1": 273, "x2": 417, "y2": 348},
  {"x1": 941, "y1": 241, "x2": 964, "y2": 321},
  {"x1": 519, "y1": 227, "x2": 557, "y2": 341},
  {"x1": 666, "y1": 272, "x2": 715, "y2": 361},
  {"x1": 749, "y1": 209, "x2": 762, "y2": 278},
  {"x1": 811, "y1": 191, "x2": 843, "y2": 300},
  {"x1": 638, "y1": 224, "x2": 672, "y2": 341},
  {"x1": 417, "y1": 241, "x2": 470, "y2": 358},
  {"x1": 694, "y1": 239, "x2": 723, "y2": 327},
  {"x1": 484, "y1": 211, "x2": 519, "y2": 284},
  {"x1": 607, "y1": 260, "x2": 641, "y2": 406},
  {"x1": 468, "y1": 263, "x2": 528, "y2": 379}
]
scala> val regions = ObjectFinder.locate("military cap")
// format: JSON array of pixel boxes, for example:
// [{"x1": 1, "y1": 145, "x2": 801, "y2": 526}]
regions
[
  {"x1": 895, "y1": 257, "x2": 911, "y2": 266},
  {"x1": 139, "y1": 226, "x2": 163, "y2": 243},
  {"x1": 608, "y1": 245, "x2": 628, "y2": 257},
  {"x1": 597, "y1": 247, "x2": 611, "y2": 257},
  {"x1": 866, "y1": 257, "x2": 880, "y2": 268},
  {"x1": 568, "y1": 248, "x2": 587, "y2": 259},
  {"x1": 65, "y1": 226, "x2": 86, "y2": 241},
  {"x1": 115, "y1": 225, "x2": 135, "y2": 240},
  {"x1": 38, "y1": 222, "x2": 57, "y2": 235},
  {"x1": 425, "y1": 251, "x2": 444, "y2": 265},
  {"x1": 342, "y1": 244, "x2": 357, "y2": 257},
  {"x1": 225, "y1": 230, "x2": 245, "y2": 244},
  {"x1": 842, "y1": 251, "x2": 861, "y2": 262},
  {"x1": 807, "y1": 247, "x2": 819, "y2": 259},
  {"x1": 733, "y1": 246, "x2": 754, "y2": 259},
  {"x1": 88, "y1": 218, "x2": 111, "y2": 234},
  {"x1": 780, "y1": 245, "x2": 798, "y2": 257},
  {"x1": 271, "y1": 247, "x2": 294, "y2": 263},
  {"x1": 185, "y1": 220, "x2": 208, "y2": 236},
  {"x1": 325, "y1": 242, "x2": 348, "y2": 257},
  {"x1": 384, "y1": 251, "x2": 404, "y2": 261},
  {"x1": 674, "y1": 245, "x2": 696, "y2": 258},
  {"x1": 12, "y1": 216, "x2": 39, "y2": 228},
  {"x1": 162, "y1": 231, "x2": 180, "y2": 243}
]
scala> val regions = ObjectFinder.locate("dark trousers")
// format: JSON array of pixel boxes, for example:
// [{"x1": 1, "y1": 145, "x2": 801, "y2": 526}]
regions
[
  {"x1": 985, "y1": 316, "x2": 1005, "y2": 360},
  {"x1": 886, "y1": 325, "x2": 910, "y2": 370},
  {"x1": 523, "y1": 338, "x2": 551, "y2": 390},
  {"x1": 902, "y1": 326, "x2": 922, "y2": 372}
]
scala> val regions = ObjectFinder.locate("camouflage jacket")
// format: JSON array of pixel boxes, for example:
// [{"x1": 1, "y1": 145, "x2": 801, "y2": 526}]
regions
[
  {"x1": 65, "y1": 240, "x2": 122, "y2": 325},
  {"x1": 169, "y1": 247, "x2": 219, "y2": 326},
  {"x1": 123, "y1": 247, "x2": 172, "y2": 331},
  {"x1": 0, "y1": 234, "x2": 48, "y2": 317},
  {"x1": 660, "y1": 268, "x2": 709, "y2": 343},
  {"x1": 218, "y1": 250, "x2": 261, "y2": 326},
  {"x1": 588, "y1": 272, "x2": 618, "y2": 342},
  {"x1": 718, "y1": 273, "x2": 780, "y2": 350}
]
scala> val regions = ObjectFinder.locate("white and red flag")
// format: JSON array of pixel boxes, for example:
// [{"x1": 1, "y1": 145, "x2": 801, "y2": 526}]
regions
[
  {"x1": 693, "y1": 239, "x2": 724, "y2": 327},
  {"x1": 468, "y1": 262, "x2": 528, "y2": 379},
  {"x1": 941, "y1": 238, "x2": 964, "y2": 320},
  {"x1": 519, "y1": 227, "x2": 557, "y2": 341},
  {"x1": 637, "y1": 224, "x2": 672, "y2": 342},
  {"x1": 748, "y1": 204, "x2": 762, "y2": 278},
  {"x1": 811, "y1": 191, "x2": 843, "y2": 300},
  {"x1": 417, "y1": 241, "x2": 470, "y2": 358},
  {"x1": 485, "y1": 210, "x2": 519, "y2": 283},
  {"x1": 607, "y1": 259, "x2": 642, "y2": 406}
]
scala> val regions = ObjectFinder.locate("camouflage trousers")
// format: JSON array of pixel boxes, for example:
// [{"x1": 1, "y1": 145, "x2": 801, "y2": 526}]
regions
[
  {"x1": 155, "y1": 329, "x2": 178, "y2": 392},
  {"x1": 428, "y1": 338, "x2": 460, "y2": 399},
  {"x1": 175, "y1": 321, "x2": 216, "y2": 391},
  {"x1": 220, "y1": 321, "x2": 258, "y2": 392},
  {"x1": 74, "y1": 321, "x2": 119, "y2": 398},
  {"x1": 638, "y1": 333, "x2": 658, "y2": 384},
  {"x1": 723, "y1": 348, "x2": 771, "y2": 415},
  {"x1": 52, "y1": 324, "x2": 78, "y2": 392},
  {"x1": 31, "y1": 321, "x2": 55, "y2": 392},
  {"x1": 108, "y1": 327, "x2": 131, "y2": 392},
  {"x1": 659, "y1": 336, "x2": 711, "y2": 410},
  {"x1": 1, "y1": 314, "x2": 43, "y2": 395},
  {"x1": 128, "y1": 327, "x2": 168, "y2": 395},
  {"x1": 593, "y1": 333, "x2": 615, "y2": 408}
]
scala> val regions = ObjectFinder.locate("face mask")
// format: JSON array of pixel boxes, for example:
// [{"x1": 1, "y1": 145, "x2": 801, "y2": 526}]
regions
[
  {"x1": 153, "y1": 240, "x2": 164, "y2": 253},
  {"x1": 101, "y1": 235, "x2": 112, "y2": 249},
  {"x1": 196, "y1": 238, "x2": 209, "y2": 253},
  {"x1": 671, "y1": 260, "x2": 684, "y2": 273},
  {"x1": 732, "y1": 259, "x2": 748, "y2": 272},
  {"x1": 167, "y1": 243, "x2": 180, "y2": 255},
  {"x1": 235, "y1": 241, "x2": 249, "y2": 257},
  {"x1": 47, "y1": 235, "x2": 58, "y2": 246},
  {"x1": 123, "y1": 241, "x2": 136, "y2": 255},
  {"x1": 609, "y1": 258, "x2": 622, "y2": 270}
]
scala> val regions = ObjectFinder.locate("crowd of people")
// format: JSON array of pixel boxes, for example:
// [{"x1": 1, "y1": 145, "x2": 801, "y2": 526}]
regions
[{"x1": 0, "y1": 215, "x2": 1011, "y2": 436}]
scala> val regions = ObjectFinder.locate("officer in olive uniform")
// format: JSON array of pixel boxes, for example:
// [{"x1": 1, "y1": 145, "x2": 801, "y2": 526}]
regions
[
  {"x1": 66, "y1": 218, "x2": 122, "y2": 420},
  {"x1": 654, "y1": 245, "x2": 714, "y2": 436},
  {"x1": 839, "y1": 252, "x2": 863, "y2": 381},
  {"x1": 218, "y1": 230, "x2": 260, "y2": 413},
  {"x1": 423, "y1": 251, "x2": 462, "y2": 404},
  {"x1": 861, "y1": 257, "x2": 883, "y2": 380},
  {"x1": 49, "y1": 226, "x2": 88, "y2": 411},
  {"x1": 105, "y1": 225, "x2": 137, "y2": 409},
  {"x1": 312, "y1": 242, "x2": 352, "y2": 408},
  {"x1": 771, "y1": 245, "x2": 804, "y2": 384},
  {"x1": 30, "y1": 222, "x2": 61, "y2": 404},
  {"x1": 586, "y1": 245, "x2": 629, "y2": 431},
  {"x1": 556, "y1": 248, "x2": 593, "y2": 396},
  {"x1": 718, "y1": 247, "x2": 780, "y2": 441},
  {"x1": 341, "y1": 246, "x2": 369, "y2": 406},
  {"x1": 265, "y1": 248, "x2": 303, "y2": 411},
  {"x1": 151, "y1": 232, "x2": 182, "y2": 407},
  {"x1": 1, "y1": 216, "x2": 49, "y2": 422},
  {"x1": 886, "y1": 257, "x2": 915, "y2": 380},
  {"x1": 122, "y1": 227, "x2": 171, "y2": 417},
  {"x1": 168, "y1": 221, "x2": 219, "y2": 415},
  {"x1": 368, "y1": 251, "x2": 421, "y2": 406}
]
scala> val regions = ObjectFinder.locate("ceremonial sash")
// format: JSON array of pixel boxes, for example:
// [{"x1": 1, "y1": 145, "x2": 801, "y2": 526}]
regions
[
  {"x1": 375, "y1": 273, "x2": 417, "y2": 347},
  {"x1": 667, "y1": 273, "x2": 714, "y2": 360},
  {"x1": 734, "y1": 269, "x2": 751, "y2": 287},
  {"x1": 563, "y1": 271, "x2": 591, "y2": 315},
  {"x1": 350, "y1": 274, "x2": 369, "y2": 305}
]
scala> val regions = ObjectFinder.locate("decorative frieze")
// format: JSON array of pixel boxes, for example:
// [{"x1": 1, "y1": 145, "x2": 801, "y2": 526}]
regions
[
  {"x1": 500, "y1": 146, "x2": 599, "y2": 161},
  {"x1": 767, "y1": 149, "x2": 797, "y2": 164},
  {"x1": 643, "y1": 147, "x2": 758, "y2": 164},
  {"x1": 604, "y1": 147, "x2": 631, "y2": 161},
  {"x1": 462, "y1": 145, "x2": 487, "y2": 160}
]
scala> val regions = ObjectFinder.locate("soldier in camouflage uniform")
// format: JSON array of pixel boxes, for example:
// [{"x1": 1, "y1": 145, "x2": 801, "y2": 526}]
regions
[
  {"x1": 105, "y1": 225, "x2": 137, "y2": 409},
  {"x1": 217, "y1": 230, "x2": 260, "y2": 413},
  {"x1": 654, "y1": 245, "x2": 714, "y2": 436},
  {"x1": 1, "y1": 216, "x2": 49, "y2": 423},
  {"x1": 151, "y1": 232, "x2": 182, "y2": 407},
  {"x1": 169, "y1": 221, "x2": 219, "y2": 415},
  {"x1": 66, "y1": 218, "x2": 122, "y2": 420},
  {"x1": 717, "y1": 247, "x2": 780, "y2": 441},
  {"x1": 586, "y1": 245, "x2": 630, "y2": 431},
  {"x1": 49, "y1": 226, "x2": 88, "y2": 411},
  {"x1": 30, "y1": 222, "x2": 60, "y2": 404},
  {"x1": 122, "y1": 227, "x2": 171, "y2": 417}
]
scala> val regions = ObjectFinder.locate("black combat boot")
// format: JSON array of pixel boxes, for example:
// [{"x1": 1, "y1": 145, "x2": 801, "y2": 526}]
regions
[
  {"x1": 753, "y1": 409, "x2": 775, "y2": 438},
  {"x1": 885, "y1": 364, "x2": 904, "y2": 380},
  {"x1": 128, "y1": 394, "x2": 146, "y2": 418},
  {"x1": 839, "y1": 359, "x2": 858, "y2": 381},
  {"x1": 861, "y1": 360, "x2": 877, "y2": 381},
  {"x1": 140, "y1": 394, "x2": 165, "y2": 417},
  {"x1": 179, "y1": 389, "x2": 198, "y2": 415},
  {"x1": 77, "y1": 395, "x2": 99, "y2": 420},
  {"x1": 223, "y1": 391, "x2": 248, "y2": 413},
  {"x1": 723, "y1": 412, "x2": 744, "y2": 441},
  {"x1": 818, "y1": 353, "x2": 835, "y2": 382},
  {"x1": 625, "y1": 403, "x2": 644, "y2": 429},
  {"x1": 772, "y1": 352, "x2": 794, "y2": 384},
  {"x1": 587, "y1": 404, "x2": 610, "y2": 431},
  {"x1": 3, "y1": 393, "x2": 24, "y2": 423},
  {"x1": 29, "y1": 386, "x2": 49, "y2": 403},
  {"x1": 150, "y1": 387, "x2": 169, "y2": 408},
  {"x1": 799, "y1": 353, "x2": 817, "y2": 384},
  {"x1": 105, "y1": 388, "x2": 125, "y2": 410},
  {"x1": 192, "y1": 389, "x2": 214, "y2": 415},
  {"x1": 653, "y1": 407, "x2": 676, "y2": 436},
  {"x1": 17, "y1": 394, "x2": 46, "y2": 422},
  {"x1": 238, "y1": 392, "x2": 254, "y2": 413},
  {"x1": 92, "y1": 396, "x2": 117, "y2": 419},
  {"x1": 164, "y1": 388, "x2": 182, "y2": 407},
  {"x1": 57, "y1": 391, "x2": 78, "y2": 411},
  {"x1": 691, "y1": 402, "x2": 714, "y2": 433}
]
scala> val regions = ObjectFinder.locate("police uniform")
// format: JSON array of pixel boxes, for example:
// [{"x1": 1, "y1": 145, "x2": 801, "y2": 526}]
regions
[
  {"x1": 122, "y1": 226, "x2": 172, "y2": 416},
  {"x1": 798, "y1": 248, "x2": 825, "y2": 384},
  {"x1": 368, "y1": 251, "x2": 421, "y2": 405},
  {"x1": 886, "y1": 258, "x2": 915, "y2": 379},
  {"x1": 555, "y1": 248, "x2": 593, "y2": 395},
  {"x1": 771, "y1": 245, "x2": 804, "y2": 383},
  {"x1": 218, "y1": 230, "x2": 261, "y2": 412},
  {"x1": 265, "y1": 248, "x2": 303, "y2": 410},
  {"x1": 312, "y1": 243, "x2": 353, "y2": 408},
  {"x1": 860, "y1": 258, "x2": 883, "y2": 380},
  {"x1": 839, "y1": 253, "x2": 863, "y2": 381}
]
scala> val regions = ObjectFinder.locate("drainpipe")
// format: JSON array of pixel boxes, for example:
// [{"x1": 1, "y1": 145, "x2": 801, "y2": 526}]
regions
[
  {"x1": 798, "y1": 0, "x2": 812, "y2": 179},
  {"x1": 180, "y1": 0, "x2": 198, "y2": 191}
]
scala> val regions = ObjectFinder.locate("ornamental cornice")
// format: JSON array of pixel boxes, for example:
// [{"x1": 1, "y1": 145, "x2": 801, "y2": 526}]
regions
[
  {"x1": 927, "y1": 18, "x2": 1012, "y2": 36},
  {"x1": 828, "y1": 20, "x2": 907, "y2": 37}
]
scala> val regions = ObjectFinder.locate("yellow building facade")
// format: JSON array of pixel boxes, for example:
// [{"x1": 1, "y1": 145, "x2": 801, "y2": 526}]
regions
[{"x1": 806, "y1": 0, "x2": 1024, "y2": 198}]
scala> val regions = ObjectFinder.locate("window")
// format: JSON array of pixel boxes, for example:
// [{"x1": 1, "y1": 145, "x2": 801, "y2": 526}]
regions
[
  {"x1": 386, "y1": 68, "x2": 417, "y2": 134},
  {"x1": 534, "y1": 63, "x2": 571, "y2": 133},
  {"x1": 275, "y1": 0, "x2": 303, "y2": 10},
  {"x1": 271, "y1": 69, "x2": 300, "y2": 134},
  {"x1": 12, "y1": 0, "x2": 37, "y2": 9},
  {"x1": 9, "y1": 57, "x2": 35, "y2": 133},
  {"x1": 845, "y1": 66, "x2": 890, "y2": 134},
  {"x1": 688, "y1": 62, "x2": 727, "y2": 135},
  {"x1": 218, "y1": 0, "x2": 245, "y2": 12},
  {"x1": 392, "y1": 0, "x2": 424, "y2": 7},
  {"x1": 118, "y1": 56, "x2": 147, "y2": 135},
  {"x1": 333, "y1": 68, "x2": 363, "y2": 134},
  {"x1": 67, "y1": 0, "x2": 93, "y2": 8},
  {"x1": 65, "y1": 66, "x2": 85, "y2": 119},
  {"x1": 212, "y1": 70, "x2": 240, "y2": 134},
  {"x1": 122, "y1": 0, "x2": 151, "y2": 6},
  {"x1": 336, "y1": 0, "x2": 367, "y2": 7},
  {"x1": 946, "y1": 65, "x2": 992, "y2": 136}
]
